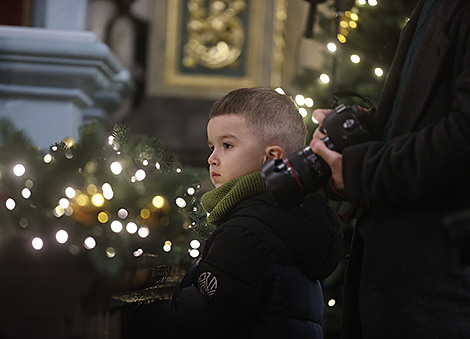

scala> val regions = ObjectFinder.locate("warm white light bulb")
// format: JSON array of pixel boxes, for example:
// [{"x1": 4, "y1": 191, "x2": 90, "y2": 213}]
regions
[
  {"x1": 350, "y1": 54, "x2": 361, "y2": 63},
  {"x1": 43, "y1": 154, "x2": 53, "y2": 163},
  {"x1": 56, "y1": 230, "x2": 69, "y2": 244},
  {"x1": 153, "y1": 196, "x2": 165, "y2": 208},
  {"x1": 295, "y1": 94, "x2": 305, "y2": 106},
  {"x1": 102, "y1": 183, "x2": 114, "y2": 200},
  {"x1": 110, "y1": 161, "x2": 123, "y2": 175},
  {"x1": 126, "y1": 222, "x2": 138, "y2": 234},
  {"x1": 320, "y1": 74, "x2": 330, "y2": 84},
  {"x1": 327, "y1": 43, "x2": 337, "y2": 52},
  {"x1": 135, "y1": 169, "x2": 146, "y2": 181},
  {"x1": 59, "y1": 198, "x2": 70, "y2": 209},
  {"x1": 13, "y1": 164, "x2": 26, "y2": 177},
  {"x1": 187, "y1": 187, "x2": 196, "y2": 195},
  {"x1": 110, "y1": 220, "x2": 123, "y2": 233},
  {"x1": 138, "y1": 226, "x2": 150, "y2": 238},
  {"x1": 65, "y1": 187, "x2": 76, "y2": 199},
  {"x1": 84, "y1": 236, "x2": 96, "y2": 250},
  {"x1": 163, "y1": 244, "x2": 172, "y2": 252},
  {"x1": 118, "y1": 208, "x2": 129, "y2": 219},
  {"x1": 175, "y1": 197, "x2": 187, "y2": 208},
  {"x1": 22, "y1": 188, "x2": 31, "y2": 199},
  {"x1": 189, "y1": 249, "x2": 200, "y2": 258},
  {"x1": 305, "y1": 98, "x2": 314, "y2": 107},
  {"x1": 190, "y1": 239, "x2": 201, "y2": 249},
  {"x1": 375, "y1": 67, "x2": 384, "y2": 77},
  {"x1": 32, "y1": 237, "x2": 43, "y2": 250},
  {"x1": 5, "y1": 198, "x2": 16, "y2": 211},
  {"x1": 91, "y1": 193, "x2": 105, "y2": 207}
]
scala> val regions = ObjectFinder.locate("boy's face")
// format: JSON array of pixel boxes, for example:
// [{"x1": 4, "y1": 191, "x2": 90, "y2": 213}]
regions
[{"x1": 207, "y1": 115, "x2": 268, "y2": 188}]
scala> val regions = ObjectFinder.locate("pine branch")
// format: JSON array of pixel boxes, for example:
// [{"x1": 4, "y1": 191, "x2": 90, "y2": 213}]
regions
[
  {"x1": 0, "y1": 118, "x2": 35, "y2": 149},
  {"x1": 112, "y1": 123, "x2": 131, "y2": 145}
]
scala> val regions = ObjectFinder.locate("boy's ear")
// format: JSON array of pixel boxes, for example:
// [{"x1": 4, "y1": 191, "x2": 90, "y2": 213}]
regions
[{"x1": 263, "y1": 145, "x2": 284, "y2": 163}]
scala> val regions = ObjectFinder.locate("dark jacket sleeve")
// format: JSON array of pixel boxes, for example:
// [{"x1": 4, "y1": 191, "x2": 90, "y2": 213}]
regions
[
  {"x1": 126, "y1": 226, "x2": 272, "y2": 339},
  {"x1": 195, "y1": 221, "x2": 274, "y2": 323},
  {"x1": 127, "y1": 285, "x2": 229, "y2": 339},
  {"x1": 343, "y1": 98, "x2": 470, "y2": 206},
  {"x1": 342, "y1": 4, "x2": 470, "y2": 206},
  {"x1": 126, "y1": 259, "x2": 231, "y2": 339}
]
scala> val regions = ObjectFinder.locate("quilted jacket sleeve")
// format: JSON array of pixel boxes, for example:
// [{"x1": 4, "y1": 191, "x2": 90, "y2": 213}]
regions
[
  {"x1": 195, "y1": 221, "x2": 274, "y2": 324},
  {"x1": 125, "y1": 259, "x2": 233, "y2": 339}
]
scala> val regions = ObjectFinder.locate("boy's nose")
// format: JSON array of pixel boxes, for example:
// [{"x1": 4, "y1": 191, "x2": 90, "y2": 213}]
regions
[{"x1": 208, "y1": 152, "x2": 218, "y2": 166}]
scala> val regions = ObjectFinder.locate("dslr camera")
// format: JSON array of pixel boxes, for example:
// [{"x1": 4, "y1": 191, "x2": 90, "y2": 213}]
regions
[{"x1": 261, "y1": 93, "x2": 374, "y2": 208}]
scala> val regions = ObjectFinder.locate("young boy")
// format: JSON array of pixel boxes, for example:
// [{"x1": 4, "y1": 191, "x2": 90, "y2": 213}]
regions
[{"x1": 128, "y1": 87, "x2": 342, "y2": 339}]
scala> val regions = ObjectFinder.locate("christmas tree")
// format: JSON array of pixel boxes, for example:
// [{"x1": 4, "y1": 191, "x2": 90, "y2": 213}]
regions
[
  {"x1": 0, "y1": 119, "x2": 211, "y2": 301},
  {"x1": 292, "y1": 0, "x2": 418, "y2": 123}
]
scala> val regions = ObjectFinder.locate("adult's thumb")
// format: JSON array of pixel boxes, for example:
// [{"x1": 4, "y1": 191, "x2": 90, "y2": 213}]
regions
[{"x1": 310, "y1": 139, "x2": 333, "y2": 163}]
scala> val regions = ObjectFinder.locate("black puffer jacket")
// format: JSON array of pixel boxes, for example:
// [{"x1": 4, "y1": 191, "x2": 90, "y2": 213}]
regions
[{"x1": 128, "y1": 192, "x2": 342, "y2": 339}]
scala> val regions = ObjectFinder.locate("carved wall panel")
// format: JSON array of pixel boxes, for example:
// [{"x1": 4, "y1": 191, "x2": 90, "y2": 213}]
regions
[{"x1": 147, "y1": 0, "x2": 286, "y2": 98}]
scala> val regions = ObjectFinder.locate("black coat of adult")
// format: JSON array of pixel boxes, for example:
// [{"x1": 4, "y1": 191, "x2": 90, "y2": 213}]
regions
[
  {"x1": 128, "y1": 192, "x2": 342, "y2": 339},
  {"x1": 341, "y1": 0, "x2": 470, "y2": 338}
]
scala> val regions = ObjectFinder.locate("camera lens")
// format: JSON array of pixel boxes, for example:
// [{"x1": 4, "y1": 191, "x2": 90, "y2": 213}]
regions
[
  {"x1": 261, "y1": 147, "x2": 331, "y2": 208},
  {"x1": 261, "y1": 102, "x2": 373, "y2": 207}
]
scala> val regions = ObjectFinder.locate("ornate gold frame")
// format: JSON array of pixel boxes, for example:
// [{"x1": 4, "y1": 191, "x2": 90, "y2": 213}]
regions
[{"x1": 164, "y1": 0, "x2": 263, "y2": 89}]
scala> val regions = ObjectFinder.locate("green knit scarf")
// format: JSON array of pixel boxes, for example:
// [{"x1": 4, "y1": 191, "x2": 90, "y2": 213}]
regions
[{"x1": 201, "y1": 172, "x2": 269, "y2": 226}]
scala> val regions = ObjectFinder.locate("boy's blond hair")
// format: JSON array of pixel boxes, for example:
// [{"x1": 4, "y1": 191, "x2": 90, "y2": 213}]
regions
[{"x1": 209, "y1": 87, "x2": 307, "y2": 155}]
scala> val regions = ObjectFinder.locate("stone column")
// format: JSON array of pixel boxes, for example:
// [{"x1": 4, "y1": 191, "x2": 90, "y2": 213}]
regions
[
  {"x1": 0, "y1": 25, "x2": 134, "y2": 149},
  {"x1": 32, "y1": 0, "x2": 88, "y2": 31}
]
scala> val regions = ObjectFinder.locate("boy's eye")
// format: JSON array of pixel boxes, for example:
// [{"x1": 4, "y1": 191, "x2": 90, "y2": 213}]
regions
[
  {"x1": 223, "y1": 143, "x2": 233, "y2": 150},
  {"x1": 209, "y1": 146, "x2": 214, "y2": 152}
]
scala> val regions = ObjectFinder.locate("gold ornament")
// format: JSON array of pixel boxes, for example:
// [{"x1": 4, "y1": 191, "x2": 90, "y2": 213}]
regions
[{"x1": 183, "y1": 0, "x2": 246, "y2": 69}]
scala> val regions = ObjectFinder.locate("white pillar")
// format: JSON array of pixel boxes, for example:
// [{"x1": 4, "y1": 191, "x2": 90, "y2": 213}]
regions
[
  {"x1": 33, "y1": 0, "x2": 88, "y2": 31},
  {"x1": 0, "y1": 25, "x2": 134, "y2": 150}
]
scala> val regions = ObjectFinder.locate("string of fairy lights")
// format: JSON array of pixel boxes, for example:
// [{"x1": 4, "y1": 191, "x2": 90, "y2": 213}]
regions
[
  {"x1": 9, "y1": 157, "x2": 202, "y2": 257},
  {"x1": 336, "y1": 1, "x2": 384, "y2": 77},
  {"x1": 283, "y1": 0, "x2": 387, "y2": 125},
  {"x1": 0, "y1": 123, "x2": 207, "y2": 267}
]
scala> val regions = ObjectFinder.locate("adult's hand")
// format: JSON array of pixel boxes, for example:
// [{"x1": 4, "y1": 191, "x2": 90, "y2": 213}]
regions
[
  {"x1": 311, "y1": 108, "x2": 345, "y2": 193},
  {"x1": 312, "y1": 109, "x2": 333, "y2": 140}
]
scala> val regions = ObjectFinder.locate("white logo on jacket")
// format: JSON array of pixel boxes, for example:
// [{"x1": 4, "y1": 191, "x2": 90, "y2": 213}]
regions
[{"x1": 198, "y1": 272, "x2": 218, "y2": 298}]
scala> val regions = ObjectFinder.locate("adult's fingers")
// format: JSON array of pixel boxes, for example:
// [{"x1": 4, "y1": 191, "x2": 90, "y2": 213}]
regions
[
  {"x1": 310, "y1": 139, "x2": 344, "y2": 191},
  {"x1": 310, "y1": 139, "x2": 335, "y2": 164},
  {"x1": 313, "y1": 126, "x2": 327, "y2": 140},
  {"x1": 312, "y1": 108, "x2": 334, "y2": 125}
]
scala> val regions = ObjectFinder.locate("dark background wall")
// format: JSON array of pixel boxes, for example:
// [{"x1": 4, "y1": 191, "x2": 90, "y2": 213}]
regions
[{"x1": 121, "y1": 96, "x2": 216, "y2": 169}]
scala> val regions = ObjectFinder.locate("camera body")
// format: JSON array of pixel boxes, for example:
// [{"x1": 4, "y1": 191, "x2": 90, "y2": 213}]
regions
[
  {"x1": 261, "y1": 103, "x2": 372, "y2": 208},
  {"x1": 321, "y1": 104, "x2": 373, "y2": 152}
]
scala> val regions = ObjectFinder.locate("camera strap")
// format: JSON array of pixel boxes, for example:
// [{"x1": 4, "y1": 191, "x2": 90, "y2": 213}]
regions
[
  {"x1": 337, "y1": 201, "x2": 360, "y2": 219},
  {"x1": 332, "y1": 91, "x2": 376, "y2": 112},
  {"x1": 323, "y1": 176, "x2": 362, "y2": 219}
]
